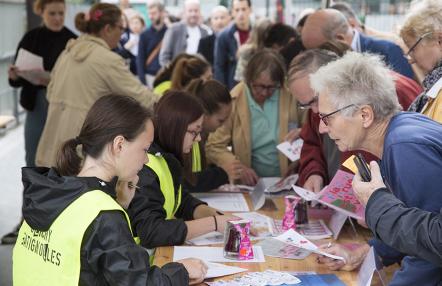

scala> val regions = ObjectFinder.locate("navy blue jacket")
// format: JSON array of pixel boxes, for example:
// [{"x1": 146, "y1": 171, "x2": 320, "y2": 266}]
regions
[
  {"x1": 369, "y1": 112, "x2": 442, "y2": 285},
  {"x1": 360, "y1": 33, "x2": 414, "y2": 80},
  {"x1": 136, "y1": 25, "x2": 167, "y2": 84},
  {"x1": 214, "y1": 23, "x2": 240, "y2": 90}
]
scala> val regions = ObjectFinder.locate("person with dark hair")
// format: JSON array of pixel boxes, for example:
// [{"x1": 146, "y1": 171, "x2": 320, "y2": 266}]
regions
[
  {"x1": 137, "y1": 1, "x2": 168, "y2": 87},
  {"x1": 207, "y1": 49, "x2": 304, "y2": 186},
  {"x1": 214, "y1": 0, "x2": 252, "y2": 89},
  {"x1": 170, "y1": 55, "x2": 211, "y2": 90},
  {"x1": 184, "y1": 79, "x2": 242, "y2": 192},
  {"x1": 35, "y1": 3, "x2": 157, "y2": 169},
  {"x1": 5, "y1": 0, "x2": 77, "y2": 245},
  {"x1": 13, "y1": 95, "x2": 207, "y2": 285},
  {"x1": 128, "y1": 91, "x2": 237, "y2": 250}
]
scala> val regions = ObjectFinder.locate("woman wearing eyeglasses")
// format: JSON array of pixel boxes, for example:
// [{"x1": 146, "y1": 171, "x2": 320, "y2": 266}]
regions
[
  {"x1": 127, "y1": 90, "x2": 237, "y2": 252},
  {"x1": 35, "y1": 3, "x2": 157, "y2": 169},
  {"x1": 206, "y1": 49, "x2": 304, "y2": 186},
  {"x1": 400, "y1": 0, "x2": 442, "y2": 123}
]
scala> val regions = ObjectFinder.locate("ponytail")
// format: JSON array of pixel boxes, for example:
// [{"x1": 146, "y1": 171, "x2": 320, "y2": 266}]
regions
[
  {"x1": 56, "y1": 138, "x2": 82, "y2": 176},
  {"x1": 75, "y1": 3, "x2": 122, "y2": 34},
  {"x1": 170, "y1": 56, "x2": 210, "y2": 90}
]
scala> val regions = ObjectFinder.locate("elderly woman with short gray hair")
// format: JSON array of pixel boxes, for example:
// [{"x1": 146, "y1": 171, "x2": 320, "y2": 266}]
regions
[
  {"x1": 206, "y1": 49, "x2": 304, "y2": 185},
  {"x1": 311, "y1": 51, "x2": 442, "y2": 285}
]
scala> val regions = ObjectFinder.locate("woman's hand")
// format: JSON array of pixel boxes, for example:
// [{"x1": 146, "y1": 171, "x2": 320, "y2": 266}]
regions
[
  {"x1": 316, "y1": 243, "x2": 369, "y2": 271},
  {"x1": 116, "y1": 176, "x2": 139, "y2": 209},
  {"x1": 177, "y1": 258, "x2": 208, "y2": 285},
  {"x1": 284, "y1": 128, "x2": 301, "y2": 143},
  {"x1": 214, "y1": 214, "x2": 240, "y2": 233},
  {"x1": 303, "y1": 174, "x2": 324, "y2": 193},
  {"x1": 8, "y1": 65, "x2": 19, "y2": 81},
  {"x1": 220, "y1": 159, "x2": 243, "y2": 183},
  {"x1": 240, "y1": 166, "x2": 259, "y2": 186},
  {"x1": 352, "y1": 161, "x2": 386, "y2": 206}
]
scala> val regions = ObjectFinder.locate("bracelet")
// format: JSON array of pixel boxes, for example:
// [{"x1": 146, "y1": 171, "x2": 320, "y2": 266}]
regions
[{"x1": 213, "y1": 216, "x2": 218, "y2": 232}]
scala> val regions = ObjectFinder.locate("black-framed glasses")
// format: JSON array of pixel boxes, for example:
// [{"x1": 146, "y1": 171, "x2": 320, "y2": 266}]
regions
[
  {"x1": 405, "y1": 32, "x2": 433, "y2": 58},
  {"x1": 319, "y1": 104, "x2": 356, "y2": 126},
  {"x1": 251, "y1": 83, "x2": 280, "y2": 94},
  {"x1": 297, "y1": 95, "x2": 318, "y2": 110},
  {"x1": 187, "y1": 130, "x2": 201, "y2": 141}
]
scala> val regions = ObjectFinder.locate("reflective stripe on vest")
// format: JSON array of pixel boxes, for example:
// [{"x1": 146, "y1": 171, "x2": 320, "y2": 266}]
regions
[
  {"x1": 147, "y1": 153, "x2": 182, "y2": 219},
  {"x1": 191, "y1": 142, "x2": 202, "y2": 173},
  {"x1": 13, "y1": 190, "x2": 132, "y2": 286}
]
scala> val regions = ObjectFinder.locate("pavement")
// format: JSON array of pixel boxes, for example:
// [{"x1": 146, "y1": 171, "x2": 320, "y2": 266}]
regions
[{"x1": 0, "y1": 122, "x2": 25, "y2": 286}]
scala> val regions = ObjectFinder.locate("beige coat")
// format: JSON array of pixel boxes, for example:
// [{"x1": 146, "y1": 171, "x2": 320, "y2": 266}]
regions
[
  {"x1": 206, "y1": 82, "x2": 304, "y2": 176},
  {"x1": 36, "y1": 34, "x2": 157, "y2": 167}
]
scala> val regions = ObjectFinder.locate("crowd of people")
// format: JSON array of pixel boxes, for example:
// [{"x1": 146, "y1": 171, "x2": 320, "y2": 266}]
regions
[{"x1": 4, "y1": 0, "x2": 442, "y2": 284}]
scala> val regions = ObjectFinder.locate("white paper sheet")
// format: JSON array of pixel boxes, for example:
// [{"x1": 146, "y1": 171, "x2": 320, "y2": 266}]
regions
[
  {"x1": 328, "y1": 211, "x2": 348, "y2": 240},
  {"x1": 192, "y1": 193, "x2": 249, "y2": 212},
  {"x1": 277, "y1": 139, "x2": 304, "y2": 161},
  {"x1": 15, "y1": 48, "x2": 44, "y2": 70},
  {"x1": 256, "y1": 238, "x2": 311, "y2": 260},
  {"x1": 357, "y1": 247, "x2": 376, "y2": 286},
  {"x1": 187, "y1": 231, "x2": 224, "y2": 246},
  {"x1": 205, "y1": 262, "x2": 248, "y2": 279},
  {"x1": 274, "y1": 229, "x2": 345, "y2": 261},
  {"x1": 173, "y1": 246, "x2": 266, "y2": 263}
]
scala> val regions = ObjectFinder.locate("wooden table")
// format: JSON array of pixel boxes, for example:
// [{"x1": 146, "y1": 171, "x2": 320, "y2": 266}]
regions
[{"x1": 154, "y1": 194, "x2": 388, "y2": 285}]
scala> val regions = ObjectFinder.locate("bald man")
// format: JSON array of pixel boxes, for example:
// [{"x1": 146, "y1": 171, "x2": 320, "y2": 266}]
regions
[{"x1": 301, "y1": 9, "x2": 414, "y2": 79}]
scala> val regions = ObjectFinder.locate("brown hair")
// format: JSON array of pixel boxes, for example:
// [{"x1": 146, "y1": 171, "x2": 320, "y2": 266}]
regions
[
  {"x1": 186, "y1": 79, "x2": 232, "y2": 115},
  {"x1": 170, "y1": 56, "x2": 211, "y2": 90},
  {"x1": 33, "y1": 0, "x2": 65, "y2": 15},
  {"x1": 153, "y1": 53, "x2": 196, "y2": 87},
  {"x1": 288, "y1": 49, "x2": 339, "y2": 83},
  {"x1": 75, "y1": 3, "x2": 122, "y2": 35},
  {"x1": 244, "y1": 49, "x2": 286, "y2": 87},
  {"x1": 56, "y1": 95, "x2": 152, "y2": 176}
]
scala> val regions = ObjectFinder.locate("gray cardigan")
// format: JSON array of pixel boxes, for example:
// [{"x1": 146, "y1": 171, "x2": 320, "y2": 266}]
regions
[{"x1": 159, "y1": 22, "x2": 210, "y2": 67}]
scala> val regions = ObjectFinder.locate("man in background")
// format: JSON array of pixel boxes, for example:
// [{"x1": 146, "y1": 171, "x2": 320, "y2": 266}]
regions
[
  {"x1": 159, "y1": 0, "x2": 210, "y2": 67},
  {"x1": 198, "y1": 5, "x2": 230, "y2": 66},
  {"x1": 137, "y1": 0, "x2": 167, "y2": 87},
  {"x1": 214, "y1": 0, "x2": 252, "y2": 90}
]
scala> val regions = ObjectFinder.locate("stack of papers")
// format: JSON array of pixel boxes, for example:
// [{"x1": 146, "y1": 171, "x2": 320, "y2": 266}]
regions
[
  {"x1": 14, "y1": 48, "x2": 50, "y2": 85},
  {"x1": 207, "y1": 270, "x2": 301, "y2": 286},
  {"x1": 173, "y1": 246, "x2": 266, "y2": 263},
  {"x1": 256, "y1": 238, "x2": 311, "y2": 260},
  {"x1": 193, "y1": 193, "x2": 249, "y2": 212},
  {"x1": 270, "y1": 219, "x2": 333, "y2": 240}
]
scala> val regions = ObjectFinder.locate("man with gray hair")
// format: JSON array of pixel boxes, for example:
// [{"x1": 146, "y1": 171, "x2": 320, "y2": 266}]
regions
[
  {"x1": 301, "y1": 9, "x2": 414, "y2": 79},
  {"x1": 159, "y1": 0, "x2": 210, "y2": 66},
  {"x1": 311, "y1": 52, "x2": 442, "y2": 285}
]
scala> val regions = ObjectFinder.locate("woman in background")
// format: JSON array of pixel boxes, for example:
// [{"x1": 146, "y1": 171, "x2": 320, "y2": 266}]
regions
[
  {"x1": 35, "y1": 3, "x2": 157, "y2": 168},
  {"x1": 4, "y1": 0, "x2": 76, "y2": 245}
]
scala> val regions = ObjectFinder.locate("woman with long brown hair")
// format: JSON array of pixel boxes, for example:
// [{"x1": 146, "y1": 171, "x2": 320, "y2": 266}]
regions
[
  {"x1": 128, "y1": 90, "x2": 236, "y2": 250},
  {"x1": 13, "y1": 95, "x2": 206, "y2": 285}
]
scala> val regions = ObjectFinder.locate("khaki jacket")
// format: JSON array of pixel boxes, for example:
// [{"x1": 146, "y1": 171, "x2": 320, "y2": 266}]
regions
[
  {"x1": 206, "y1": 82, "x2": 304, "y2": 176},
  {"x1": 36, "y1": 34, "x2": 157, "y2": 167},
  {"x1": 422, "y1": 89, "x2": 442, "y2": 124}
]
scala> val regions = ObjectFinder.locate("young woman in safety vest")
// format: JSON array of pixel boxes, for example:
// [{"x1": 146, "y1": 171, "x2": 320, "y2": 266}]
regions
[
  {"x1": 127, "y1": 91, "x2": 238, "y2": 250},
  {"x1": 13, "y1": 95, "x2": 207, "y2": 286},
  {"x1": 184, "y1": 79, "x2": 243, "y2": 192}
]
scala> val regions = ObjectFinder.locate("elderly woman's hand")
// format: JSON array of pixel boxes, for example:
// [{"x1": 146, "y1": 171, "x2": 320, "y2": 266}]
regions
[
  {"x1": 316, "y1": 243, "x2": 370, "y2": 271},
  {"x1": 283, "y1": 128, "x2": 301, "y2": 143},
  {"x1": 240, "y1": 166, "x2": 259, "y2": 186},
  {"x1": 352, "y1": 161, "x2": 386, "y2": 206}
]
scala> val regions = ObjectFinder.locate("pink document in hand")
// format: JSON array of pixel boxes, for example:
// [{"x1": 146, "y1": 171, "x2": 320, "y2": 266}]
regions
[{"x1": 317, "y1": 170, "x2": 365, "y2": 220}]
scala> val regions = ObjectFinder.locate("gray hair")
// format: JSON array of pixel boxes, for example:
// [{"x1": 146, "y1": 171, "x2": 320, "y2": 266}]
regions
[
  {"x1": 211, "y1": 5, "x2": 229, "y2": 16},
  {"x1": 147, "y1": 0, "x2": 165, "y2": 11},
  {"x1": 310, "y1": 52, "x2": 401, "y2": 120},
  {"x1": 331, "y1": 2, "x2": 359, "y2": 24}
]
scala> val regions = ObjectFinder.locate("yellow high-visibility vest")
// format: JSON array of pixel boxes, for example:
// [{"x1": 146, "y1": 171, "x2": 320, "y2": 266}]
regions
[
  {"x1": 191, "y1": 142, "x2": 202, "y2": 173},
  {"x1": 13, "y1": 190, "x2": 132, "y2": 286},
  {"x1": 147, "y1": 153, "x2": 182, "y2": 219}
]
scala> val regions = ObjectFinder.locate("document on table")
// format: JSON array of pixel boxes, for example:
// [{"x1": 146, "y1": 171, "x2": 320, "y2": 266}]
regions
[
  {"x1": 205, "y1": 262, "x2": 247, "y2": 279},
  {"x1": 274, "y1": 229, "x2": 345, "y2": 261},
  {"x1": 192, "y1": 193, "x2": 249, "y2": 212},
  {"x1": 256, "y1": 238, "x2": 311, "y2": 260},
  {"x1": 173, "y1": 246, "x2": 266, "y2": 263}
]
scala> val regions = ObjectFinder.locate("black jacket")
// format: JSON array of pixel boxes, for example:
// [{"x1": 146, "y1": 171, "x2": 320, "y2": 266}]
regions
[
  {"x1": 9, "y1": 26, "x2": 76, "y2": 111},
  {"x1": 366, "y1": 188, "x2": 442, "y2": 267},
  {"x1": 128, "y1": 144, "x2": 207, "y2": 248},
  {"x1": 21, "y1": 167, "x2": 188, "y2": 286},
  {"x1": 197, "y1": 34, "x2": 215, "y2": 66}
]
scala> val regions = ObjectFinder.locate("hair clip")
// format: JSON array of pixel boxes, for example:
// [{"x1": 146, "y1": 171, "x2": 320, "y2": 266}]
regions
[{"x1": 91, "y1": 9, "x2": 103, "y2": 21}]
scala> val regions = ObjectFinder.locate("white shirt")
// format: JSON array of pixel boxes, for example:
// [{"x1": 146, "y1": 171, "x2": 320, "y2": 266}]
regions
[
  {"x1": 186, "y1": 25, "x2": 201, "y2": 54},
  {"x1": 351, "y1": 29, "x2": 362, "y2": 52}
]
